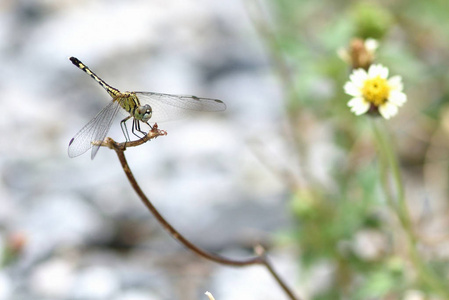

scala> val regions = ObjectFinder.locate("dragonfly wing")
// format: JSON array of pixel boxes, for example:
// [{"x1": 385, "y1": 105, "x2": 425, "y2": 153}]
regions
[
  {"x1": 68, "y1": 100, "x2": 122, "y2": 159},
  {"x1": 135, "y1": 92, "x2": 226, "y2": 123}
]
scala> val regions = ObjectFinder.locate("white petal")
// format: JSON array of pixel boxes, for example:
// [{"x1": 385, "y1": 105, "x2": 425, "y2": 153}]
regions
[
  {"x1": 378, "y1": 65, "x2": 389, "y2": 79},
  {"x1": 365, "y1": 38, "x2": 379, "y2": 53},
  {"x1": 347, "y1": 97, "x2": 364, "y2": 107},
  {"x1": 388, "y1": 91, "x2": 407, "y2": 106},
  {"x1": 349, "y1": 98, "x2": 370, "y2": 115},
  {"x1": 388, "y1": 75, "x2": 403, "y2": 91},
  {"x1": 353, "y1": 104, "x2": 370, "y2": 115},
  {"x1": 338, "y1": 48, "x2": 351, "y2": 63},
  {"x1": 368, "y1": 64, "x2": 380, "y2": 78},
  {"x1": 379, "y1": 102, "x2": 398, "y2": 119},
  {"x1": 349, "y1": 69, "x2": 368, "y2": 88},
  {"x1": 368, "y1": 64, "x2": 389, "y2": 79},
  {"x1": 344, "y1": 82, "x2": 362, "y2": 97}
]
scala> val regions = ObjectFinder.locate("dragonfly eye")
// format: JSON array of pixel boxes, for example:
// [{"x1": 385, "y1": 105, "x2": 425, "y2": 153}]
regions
[{"x1": 137, "y1": 104, "x2": 152, "y2": 122}]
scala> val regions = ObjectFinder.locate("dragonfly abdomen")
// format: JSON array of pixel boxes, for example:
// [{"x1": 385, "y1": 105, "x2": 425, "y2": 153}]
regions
[{"x1": 69, "y1": 57, "x2": 120, "y2": 97}]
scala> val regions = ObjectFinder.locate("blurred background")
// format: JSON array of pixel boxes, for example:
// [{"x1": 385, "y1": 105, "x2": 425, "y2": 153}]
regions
[{"x1": 1, "y1": 0, "x2": 449, "y2": 299}]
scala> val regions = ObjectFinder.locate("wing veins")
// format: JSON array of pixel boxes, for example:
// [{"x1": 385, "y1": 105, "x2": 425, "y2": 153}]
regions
[{"x1": 68, "y1": 100, "x2": 122, "y2": 159}]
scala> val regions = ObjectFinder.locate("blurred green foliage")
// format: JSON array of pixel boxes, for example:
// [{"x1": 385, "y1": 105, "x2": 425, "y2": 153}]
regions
[
  {"x1": 259, "y1": 0, "x2": 449, "y2": 299},
  {"x1": 351, "y1": 2, "x2": 393, "y2": 39}
]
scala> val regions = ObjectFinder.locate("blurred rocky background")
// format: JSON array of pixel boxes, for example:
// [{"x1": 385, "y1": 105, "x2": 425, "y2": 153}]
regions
[{"x1": 1, "y1": 0, "x2": 449, "y2": 300}]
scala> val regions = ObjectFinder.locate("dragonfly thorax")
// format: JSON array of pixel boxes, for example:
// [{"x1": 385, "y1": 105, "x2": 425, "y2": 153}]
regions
[
  {"x1": 117, "y1": 92, "x2": 152, "y2": 122},
  {"x1": 135, "y1": 104, "x2": 152, "y2": 122}
]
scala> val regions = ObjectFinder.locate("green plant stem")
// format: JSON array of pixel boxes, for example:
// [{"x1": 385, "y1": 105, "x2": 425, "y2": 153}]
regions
[
  {"x1": 371, "y1": 120, "x2": 410, "y2": 237},
  {"x1": 371, "y1": 120, "x2": 449, "y2": 297}
]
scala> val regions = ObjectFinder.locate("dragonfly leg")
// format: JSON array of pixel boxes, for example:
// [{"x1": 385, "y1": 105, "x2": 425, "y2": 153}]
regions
[
  {"x1": 131, "y1": 120, "x2": 148, "y2": 139},
  {"x1": 120, "y1": 116, "x2": 132, "y2": 142},
  {"x1": 145, "y1": 121, "x2": 153, "y2": 130}
]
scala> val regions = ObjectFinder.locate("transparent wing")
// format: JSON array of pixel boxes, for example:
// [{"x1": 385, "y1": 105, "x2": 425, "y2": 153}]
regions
[
  {"x1": 68, "y1": 100, "x2": 122, "y2": 159},
  {"x1": 135, "y1": 92, "x2": 226, "y2": 123}
]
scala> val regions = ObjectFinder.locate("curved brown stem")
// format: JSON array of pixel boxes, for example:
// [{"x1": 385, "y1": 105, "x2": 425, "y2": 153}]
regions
[{"x1": 100, "y1": 131, "x2": 301, "y2": 300}]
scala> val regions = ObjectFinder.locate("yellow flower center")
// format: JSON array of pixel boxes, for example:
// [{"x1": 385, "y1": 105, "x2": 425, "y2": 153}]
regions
[{"x1": 362, "y1": 76, "x2": 390, "y2": 106}]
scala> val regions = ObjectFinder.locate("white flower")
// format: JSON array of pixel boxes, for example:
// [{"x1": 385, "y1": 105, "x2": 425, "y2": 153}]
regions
[
  {"x1": 338, "y1": 38, "x2": 378, "y2": 64},
  {"x1": 344, "y1": 64, "x2": 407, "y2": 119}
]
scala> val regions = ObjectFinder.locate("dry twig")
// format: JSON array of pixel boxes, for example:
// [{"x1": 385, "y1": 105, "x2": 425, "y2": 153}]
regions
[{"x1": 96, "y1": 126, "x2": 300, "y2": 300}]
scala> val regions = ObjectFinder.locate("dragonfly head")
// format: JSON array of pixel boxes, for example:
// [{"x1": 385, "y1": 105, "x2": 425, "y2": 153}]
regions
[{"x1": 136, "y1": 104, "x2": 152, "y2": 122}]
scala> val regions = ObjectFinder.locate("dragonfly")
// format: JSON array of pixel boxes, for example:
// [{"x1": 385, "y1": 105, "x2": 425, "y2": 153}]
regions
[{"x1": 68, "y1": 57, "x2": 226, "y2": 159}]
